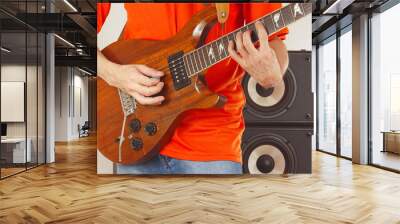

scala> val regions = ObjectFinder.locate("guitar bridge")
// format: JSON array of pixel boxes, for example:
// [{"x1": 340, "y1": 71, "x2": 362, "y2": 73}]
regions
[{"x1": 118, "y1": 89, "x2": 135, "y2": 116}]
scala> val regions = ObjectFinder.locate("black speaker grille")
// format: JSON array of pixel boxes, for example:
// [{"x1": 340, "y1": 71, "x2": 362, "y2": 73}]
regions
[
  {"x1": 242, "y1": 133, "x2": 296, "y2": 174},
  {"x1": 243, "y1": 68, "x2": 297, "y2": 119}
]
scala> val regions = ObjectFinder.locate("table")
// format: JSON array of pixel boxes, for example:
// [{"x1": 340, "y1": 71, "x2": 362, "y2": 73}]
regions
[
  {"x1": 382, "y1": 131, "x2": 400, "y2": 154},
  {"x1": 1, "y1": 138, "x2": 32, "y2": 164}
]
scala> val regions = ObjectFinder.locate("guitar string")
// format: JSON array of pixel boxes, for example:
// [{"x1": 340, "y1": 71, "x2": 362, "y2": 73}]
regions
[
  {"x1": 136, "y1": 4, "x2": 310, "y2": 83},
  {"x1": 151, "y1": 4, "x2": 310, "y2": 77},
  {"x1": 151, "y1": 22, "x2": 259, "y2": 74}
]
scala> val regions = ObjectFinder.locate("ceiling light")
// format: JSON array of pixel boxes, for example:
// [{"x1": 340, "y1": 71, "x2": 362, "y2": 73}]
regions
[
  {"x1": 322, "y1": 0, "x2": 355, "y2": 15},
  {"x1": 54, "y1": 34, "x2": 75, "y2": 48},
  {"x1": 78, "y1": 67, "x2": 93, "y2": 76},
  {"x1": 63, "y1": 0, "x2": 78, "y2": 12},
  {"x1": 1, "y1": 47, "x2": 11, "y2": 53}
]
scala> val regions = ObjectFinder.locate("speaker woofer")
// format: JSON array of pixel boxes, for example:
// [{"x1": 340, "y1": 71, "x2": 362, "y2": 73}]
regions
[
  {"x1": 243, "y1": 68, "x2": 297, "y2": 119},
  {"x1": 242, "y1": 133, "x2": 296, "y2": 174}
]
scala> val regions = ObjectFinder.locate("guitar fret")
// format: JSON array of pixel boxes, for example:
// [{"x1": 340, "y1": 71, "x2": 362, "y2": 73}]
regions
[
  {"x1": 198, "y1": 48, "x2": 206, "y2": 69},
  {"x1": 299, "y1": 3, "x2": 305, "y2": 18},
  {"x1": 222, "y1": 36, "x2": 230, "y2": 54},
  {"x1": 217, "y1": 39, "x2": 227, "y2": 59},
  {"x1": 182, "y1": 3, "x2": 310, "y2": 77},
  {"x1": 201, "y1": 46, "x2": 210, "y2": 67},
  {"x1": 271, "y1": 10, "x2": 284, "y2": 31},
  {"x1": 281, "y1": 9, "x2": 286, "y2": 27},
  {"x1": 212, "y1": 42, "x2": 220, "y2": 62},
  {"x1": 227, "y1": 33, "x2": 235, "y2": 42},
  {"x1": 282, "y1": 6, "x2": 294, "y2": 24},
  {"x1": 183, "y1": 55, "x2": 192, "y2": 75},
  {"x1": 186, "y1": 54, "x2": 192, "y2": 75},
  {"x1": 289, "y1": 3, "x2": 295, "y2": 18},
  {"x1": 188, "y1": 55, "x2": 195, "y2": 74},
  {"x1": 247, "y1": 23, "x2": 258, "y2": 42},
  {"x1": 192, "y1": 53, "x2": 199, "y2": 73},
  {"x1": 264, "y1": 15, "x2": 276, "y2": 34},
  {"x1": 183, "y1": 56, "x2": 191, "y2": 76},
  {"x1": 206, "y1": 44, "x2": 214, "y2": 64},
  {"x1": 292, "y1": 3, "x2": 306, "y2": 20},
  {"x1": 188, "y1": 54, "x2": 195, "y2": 75},
  {"x1": 194, "y1": 50, "x2": 202, "y2": 71}
]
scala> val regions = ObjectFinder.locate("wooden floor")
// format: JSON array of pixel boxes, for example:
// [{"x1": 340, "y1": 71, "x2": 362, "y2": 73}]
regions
[
  {"x1": 1, "y1": 136, "x2": 400, "y2": 224},
  {"x1": 373, "y1": 150, "x2": 400, "y2": 171},
  {"x1": 0, "y1": 167, "x2": 26, "y2": 178}
]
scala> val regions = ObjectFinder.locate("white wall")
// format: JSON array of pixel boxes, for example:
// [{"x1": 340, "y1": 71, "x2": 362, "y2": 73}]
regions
[
  {"x1": 55, "y1": 67, "x2": 68, "y2": 141},
  {"x1": 1, "y1": 63, "x2": 46, "y2": 164},
  {"x1": 54, "y1": 67, "x2": 89, "y2": 141},
  {"x1": 283, "y1": 3, "x2": 312, "y2": 51},
  {"x1": 1, "y1": 65, "x2": 35, "y2": 138}
]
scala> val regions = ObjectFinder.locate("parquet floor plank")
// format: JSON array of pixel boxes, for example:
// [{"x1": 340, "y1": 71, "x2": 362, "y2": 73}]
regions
[{"x1": 0, "y1": 135, "x2": 399, "y2": 223}]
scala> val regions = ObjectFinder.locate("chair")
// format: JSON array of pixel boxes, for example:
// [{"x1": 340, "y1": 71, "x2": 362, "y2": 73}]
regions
[{"x1": 79, "y1": 121, "x2": 90, "y2": 138}]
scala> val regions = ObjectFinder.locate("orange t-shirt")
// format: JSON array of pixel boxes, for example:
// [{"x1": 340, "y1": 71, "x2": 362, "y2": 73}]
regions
[{"x1": 98, "y1": 3, "x2": 288, "y2": 163}]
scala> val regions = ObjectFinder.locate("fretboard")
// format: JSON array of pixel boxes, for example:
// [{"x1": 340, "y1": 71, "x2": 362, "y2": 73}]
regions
[{"x1": 182, "y1": 3, "x2": 312, "y2": 77}]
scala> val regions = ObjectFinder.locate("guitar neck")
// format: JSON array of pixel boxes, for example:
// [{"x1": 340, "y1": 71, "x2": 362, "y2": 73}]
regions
[{"x1": 183, "y1": 3, "x2": 312, "y2": 77}]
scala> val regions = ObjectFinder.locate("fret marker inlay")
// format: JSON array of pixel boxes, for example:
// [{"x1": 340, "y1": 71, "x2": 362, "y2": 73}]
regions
[
  {"x1": 218, "y1": 43, "x2": 225, "y2": 56},
  {"x1": 273, "y1": 13, "x2": 281, "y2": 29},
  {"x1": 293, "y1": 4, "x2": 304, "y2": 18},
  {"x1": 208, "y1": 47, "x2": 216, "y2": 61}
]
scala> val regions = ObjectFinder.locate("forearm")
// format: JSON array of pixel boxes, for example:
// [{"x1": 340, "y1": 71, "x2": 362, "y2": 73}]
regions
[
  {"x1": 97, "y1": 49, "x2": 118, "y2": 85},
  {"x1": 269, "y1": 37, "x2": 289, "y2": 76}
]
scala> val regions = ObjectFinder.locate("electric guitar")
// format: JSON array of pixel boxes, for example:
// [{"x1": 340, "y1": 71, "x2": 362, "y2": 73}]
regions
[{"x1": 98, "y1": 3, "x2": 312, "y2": 164}]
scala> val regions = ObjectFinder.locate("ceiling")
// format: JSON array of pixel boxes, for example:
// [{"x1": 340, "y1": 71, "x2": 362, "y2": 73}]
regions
[
  {"x1": 0, "y1": 0, "x2": 96, "y2": 74},
  {"x1": 311, "y1": 0, "x2": 393, "y2": 44},
  {"x1": 2, "y1": 0, "x2": 397, "y2": 74}
]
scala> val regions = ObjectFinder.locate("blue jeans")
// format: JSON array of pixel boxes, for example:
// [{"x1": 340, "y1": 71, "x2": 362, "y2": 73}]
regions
[{"x1": 117, "y1": 154, "x2": 243, "y2": 174}]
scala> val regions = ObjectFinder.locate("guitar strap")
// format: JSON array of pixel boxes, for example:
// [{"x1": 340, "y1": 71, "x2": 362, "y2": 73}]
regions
[
  {"x1": 215, "y1": 3, "x2": 230, "y2": 24},
  {"x1": 202, "y1": 3, "x2": 230, "y2": 24}
]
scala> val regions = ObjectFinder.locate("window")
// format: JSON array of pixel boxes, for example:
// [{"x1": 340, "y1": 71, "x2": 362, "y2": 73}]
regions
[
  {"x1": 0, "y1": 1, "x2": 47, "y2": 179},
  {"x1": 370, "y1": 3, "x2": 400, "y2": 171},
  {"x1": 339, "y1": 29, "x2": 352, "y2": 158},
  {"x1": 317, "y1": 37, "x2": 337, "y2": 154}
]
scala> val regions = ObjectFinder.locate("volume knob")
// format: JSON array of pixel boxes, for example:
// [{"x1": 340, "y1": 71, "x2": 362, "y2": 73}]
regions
[
  {"x1": 129, "y1": 119, "x2": 141, "y2": 132},
  {"x1": 144, "y1": 122, "x2": 157, "y2": 136},
  {"x1": 131, "y1": 138, "x2": 143, "y2": 150}
]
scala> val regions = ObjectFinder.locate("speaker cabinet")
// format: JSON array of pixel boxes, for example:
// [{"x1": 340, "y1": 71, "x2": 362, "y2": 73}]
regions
[
  {"x1": 243, "y1": 51, "x2": 313, "y2": 126},
  {"x1": 242, "y1": 127, "x2": 312, "y2": 174},
  {"x1": 241, "y1": 51, "x2": 313, "y2": 174}
]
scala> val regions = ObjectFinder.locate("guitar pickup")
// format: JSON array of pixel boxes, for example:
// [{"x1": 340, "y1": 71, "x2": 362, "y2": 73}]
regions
[{"x1": 168, "y1": 51, "x2": 191, "y2": 90}]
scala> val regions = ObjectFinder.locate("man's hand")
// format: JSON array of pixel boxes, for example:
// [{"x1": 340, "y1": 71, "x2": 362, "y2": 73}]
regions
[
  {"x1": 98, "y1": 50, "x2": 165, "y2": 105},
  {"x1": 111, "y1": 64, "x2": 165, "y2": 105},
  {"x1": 228, "y1": 21, "x2": 288, "y2": 88}
]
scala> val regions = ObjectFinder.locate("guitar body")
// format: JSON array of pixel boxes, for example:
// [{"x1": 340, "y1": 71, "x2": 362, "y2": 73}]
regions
[{"x1": 98, "y1": 7, "x2": 223, "y2": 164}]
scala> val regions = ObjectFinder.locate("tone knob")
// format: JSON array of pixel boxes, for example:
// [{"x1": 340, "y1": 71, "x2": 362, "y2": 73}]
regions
[
  {"x1": 144, "y1": 122, "x2": 157, "y2": 136},
  {"x1": 129, "y1": 119, "x2": 141, "y2": 132},
  {"x1": 131, "y1": 138, "x2": 143, "y2": 150}
]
